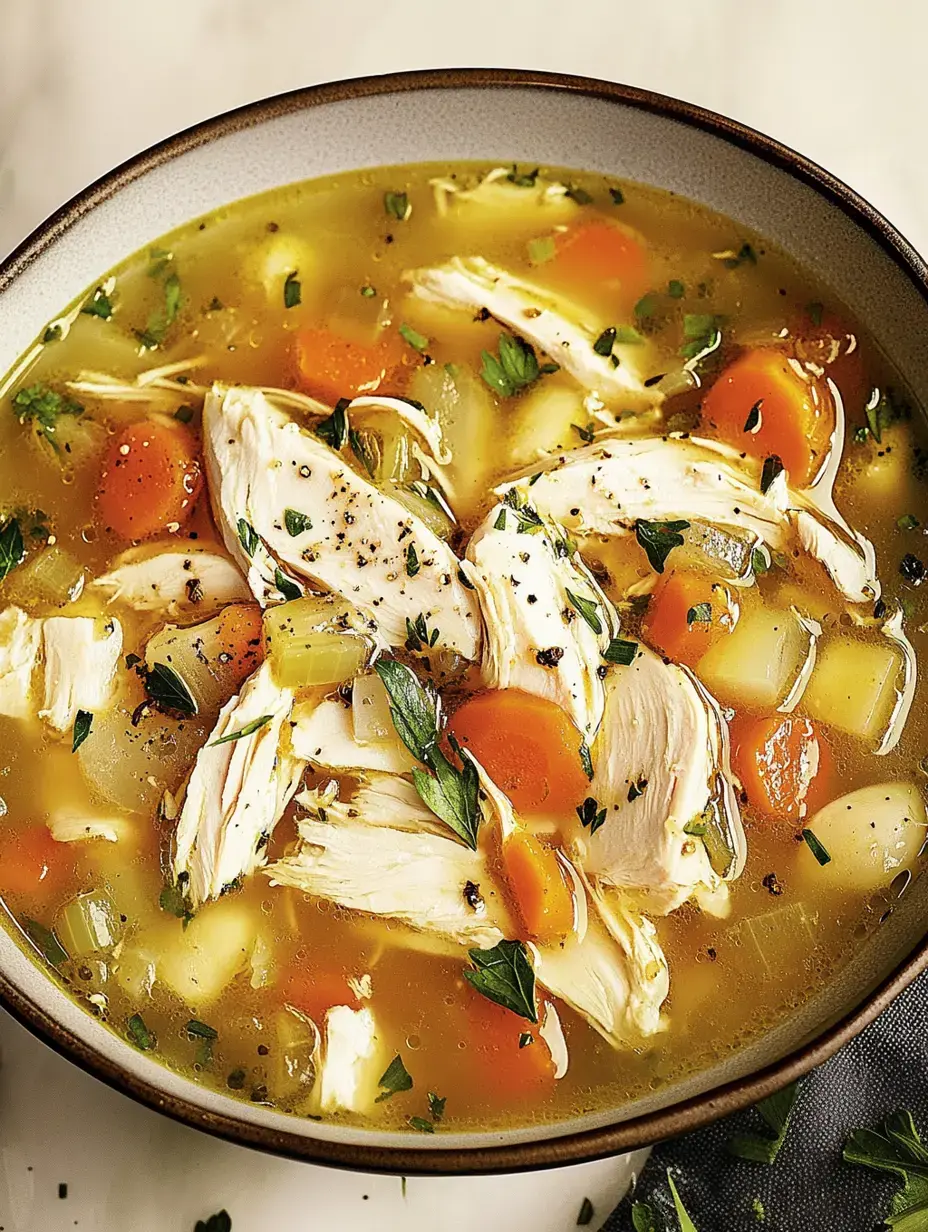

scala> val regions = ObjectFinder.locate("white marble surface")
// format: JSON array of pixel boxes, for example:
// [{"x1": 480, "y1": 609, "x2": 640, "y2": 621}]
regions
[{"x1": 1, "y1": 1, "x2": 927, "y2": 1229}]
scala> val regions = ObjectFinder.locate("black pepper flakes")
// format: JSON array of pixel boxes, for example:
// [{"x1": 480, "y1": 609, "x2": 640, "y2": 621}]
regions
[{"x1": 536, "y1": 646, "x2": 565, "y2": 668}]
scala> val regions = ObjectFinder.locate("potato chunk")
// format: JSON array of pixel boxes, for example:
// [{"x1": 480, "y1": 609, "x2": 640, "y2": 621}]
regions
[
  {"x1": 802, "y1": 636, "x2": 900, "y2": 742},
  {"x1": 696, "y1": 605, "x2": 809, "y2": 710}
]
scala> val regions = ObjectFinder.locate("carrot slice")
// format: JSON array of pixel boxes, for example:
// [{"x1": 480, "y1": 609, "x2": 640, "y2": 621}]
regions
[
  {"x1": 280, "y1": 967, "x2": 362, "y2": 1023},
  {"x1": 643, "y1": 571, "x2": 738, "y2": 668},
  {"x1": 447, "y1": 690, "x2": 589, "y2": 816},
  {"x1": 215, "y1": 602, "x2": 265, "y2": 689},
  {"x1": 550, "y1": 220, "x2": 650, "y2": 310},
  {"x1": 502, "y1": 831, "x2": 574, "y2": 944},
  {"x1": 792, "y1": 310, "x2": 867, "y2": 420},
  {"x1": 0, "y1": 824, "x2": 74, "y2": 903},
  {"x1": 700, "y1": 347, "x2": 834, "y2": 487},
  {"x1": 96, "y1": 420, "x2": 202, "y2": 541},
  {"x1": 729, "y1": 714, "x2": 833, "y2": 824},
  {"x1": 461, "y1": 990, "x2": 555, "y2": 1098},
  {"x1": 295, "y1": 327, "x2": 411, "y2": 404}
]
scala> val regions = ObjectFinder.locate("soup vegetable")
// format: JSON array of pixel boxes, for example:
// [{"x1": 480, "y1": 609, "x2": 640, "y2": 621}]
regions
[{"x1": 0, "y1": 162, "x2": 925, "y2": 1133}]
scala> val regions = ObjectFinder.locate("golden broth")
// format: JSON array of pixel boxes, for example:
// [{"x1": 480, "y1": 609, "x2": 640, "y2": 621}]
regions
[{"x1": 0, "y1": 161, "x2": 926, "y2": 1133}]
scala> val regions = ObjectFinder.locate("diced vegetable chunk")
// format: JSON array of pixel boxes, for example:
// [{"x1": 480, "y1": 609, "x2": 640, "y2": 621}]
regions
[
  {"x1": 156, "y1": 898, "x2": 256, "y2": 1007},
  {"x1": 502, "y1": 831, "x2": 574, "y2": 944},
  {"x1": 55, "y1": 889, "x2": 122, "y2": 956},
  {"x1": 295, "y1": 327, "x2": 410, "y2": 404},
  {"x1": 729, "y1": 715, "x2": 832, "y2": 824},
  {"x1": 550, "y1": 220, "x2": 650, "y2": 312},
  {"x1": 263, "y1": 595, "x2": 373, "y2": 690},
  {"x1": 802, "y1": 636, "x2": 901, "y2": 743},
  {"x1": 96, "y1": 421, "x2": 202, "y2": 541},
  {"x1": 696, "y1": 605, "x2": 809, "y2": 710},
  {"x1": 643, "y1": 571, "x2": 738, "y2": 669}
]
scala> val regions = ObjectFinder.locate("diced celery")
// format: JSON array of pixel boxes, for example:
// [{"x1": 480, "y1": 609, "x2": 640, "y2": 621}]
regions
[
  {"x1": 268, "y1": 1007, "x2": 320, "y2": 1106},
  {"x1": 6, "y1": 545, "x2": 85, "y2": 606},
  {"x1": 263, "y1": 595, "x2": 373, "y2": 690},
  {"x1": 55, "y1": 890, "x2": 123, "y2": 957}
]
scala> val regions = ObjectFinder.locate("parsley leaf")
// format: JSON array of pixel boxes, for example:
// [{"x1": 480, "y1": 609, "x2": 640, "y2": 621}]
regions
[
  {"x1": 136, "y1": 270, "x2": 182, "y2": 349},
  {"x1": 194, "y1": 1211, "x2": 232, "y2": 1232},
  {"x1": 399, "y1": 323, "x2": 429, "y2": 353},
  {"x1": 576, "y1": 797, "x2": 607, "y2": 835},
  {"x1": 593, "y1": 326, "x2": 616, "y2": 357},
  {"x1": 145, "y1": 662, "x2": 198, "y2": 717},
  {"x1": 409, "y1": 1116, "x2": 434, "y2": 1133},
  {"x1": 428, "y1": 1091, "x2": 446, "y2": 1121},
  {"x1": 506, "y1": 165, "x2": 539, "y2": 187},
  {"x1": 283, "y1": 271, "x2": 301, "y2": 309},
  {"x1": 481, "y1": 333, "x2": 546, "y2": 397},
  {"x1": 384, "y1": 191, "x2": 411, "y2": 221},
  {"x1": 11, "y1": 385, "x2": 84, "y2": 452},
  {"x1": 412, "y1": 754, "x2": 480, "y2": 851},
  {"x1": 680, "y1": 313, "x2": 722, "y2": 363},
  {"x1": 898, "y1": 514, "x2": 920, "y2": 532},
  {"x1": 609, "y1": 186, "x2": 625, "y2": 205},
  {"x1": 127, "y1": 1012, "x2": 156, "y2": 1051},
  {"x1": 717, "y1": 241, "x2": 757, "y2": 268},
  {"x1": 284, "y1": 508, "x2": 312, "y2": 537},
  {"x1": 81, "y1": 286, "x2": 114, "y2": 320},
  {"x1": 603, "y1": 637, "x2": 638, "y2": 665},
  {"x1": 572, "y1": 422, "x2": 596, "y2": 444},
  {"x1": 274, "y1": 568, "x2": 301, "y2": 602},
  {"x1": 405, "y1": 543, "x2": 420, "y2": 577},
  {"x1": 631, "y1": 1202, "x2": 658, "y2": 1232},
  {"x1": 668, "y1": 279, "x2": 685, "y2": 299},
  {"x1": 315, "y1": 401, "x2": 349, "y2": 450},
  {"x1": 801, "y1": 828, "x2": 831, "y2": 866},
  {"x1": 375, "y1": 1054, "x2": 413, "y2": 1102},
  {"x1": 209, "y1": 715, "x2": 273, "y2": 747},
  {"x1": 464, "y1": 939, "x2": 537, "y2": 1021},
  {"x1": 236, "y1": 518, "x2": 259, "y2": 558},
  {"x1": 845, "y1": 1108, "x2": 928, "y2": 1229},
  {"x1": 579, "y1": 738, "x2": 594, "y2": 780},
  {"x1": 160, "y1": 880, "x2": 194, "y2": 925},
  {"x1": 687, "y1": 602, "x2": 712, "y2": 625},
  {"x1": 865, "y1": 386, "x2": 910, "y2": 443},
  {"x1": 566, "y1": 588, "x2": 602, "y2": 634},
  {"x1": 23, "y1": 917, "x2": 68, "y2": 966},
  {"x1": 760, "y1": 455, "x2": 784, "y2": 494},
  {"x1": 636, "y1": 518, "x2": 690, "y2": 572},
  {"x1": 71, "y1": 710, "x2": 93, "y2": 753},
  {"x1": 634, "y1": 292, "x2": 660, "y2": 319},
  {"x1": 0, "y1": 518, "x2": 25, "y2": 583},
  {"x1": 729, "y1": 1082, "x2": 800, "y2": 1163}
]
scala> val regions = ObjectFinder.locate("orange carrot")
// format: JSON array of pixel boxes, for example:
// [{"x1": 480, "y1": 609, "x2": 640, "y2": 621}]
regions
[
  {"x1": 215, "y1": 602, "x2": 265, "y2": 689},
  {"x1": 729, "y1": 714, "x2": 833, "y2": 824},
  {"x1": 96, "y1": 420, "x2": 202, "y2": 541},
  {"x1": 295, "y1": 327, "x2": 412, "y2": 404},
  {"x1": 280, "y1": 967, "x2": 362, "y2": 1024},
  {"x1": 447, "y1": 690, "x2": 590, "y2": 816},
  {"x1": 700, "y1": 347, "x2": 834, "y2": 487},
  {"x1": 643, "y1": 571, "x2": 738, "y2": 668},
  {"x1": 0, "y1": 824, "x2": 74, "y2": 904},
  {"x1": 461, "y1": 990, "x2": 556, "y2": 1098},
  {"x1": 550, "y1": 220, "x2": 651, "y2": 310},
  {"x1": 792, "y1": 309, "x2": 867, "y2": 420},
  {"x1": 502, "y1": 831, "x2": 574, "y2": 944}
]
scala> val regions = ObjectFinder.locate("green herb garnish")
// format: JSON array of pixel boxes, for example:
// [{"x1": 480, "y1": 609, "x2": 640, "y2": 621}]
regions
[
  {"x1": 399, "y1": 323, "x2": 429, "y2": 353},
  {"x1": 409, "y1": 1116, "x2": 434, "y2": 1133},
  {"x1": 603, "y1": 637, "x2": 638, "y2": 665},
  {"x1": 81, "y1": 286, "x2": 114, "y2": 320},
  {"x1": 635, "y1": 518, "x2": 689, "y2": 573},
  {"x1": 0, "y1": 518, "x2": 25, "y2": 583},
  {"x1": 729, "y1": 1082, "x2": 800, "y2": 1164},
  {"x1": 464, "y1": 939, "x2": 537, "y2": 1021},
  {"x1": 613, "y1": 324, "x2": 646, "y2": 344},
  {"x1": 565, "y1": 185, "x2": 593, "y2": 205},
  {"x1": 405, "y1": 543, "x2": 420, "y2": 577},
  {"x1": 844, "y1": 1108, "x2": 928, "y2": 1229},
  {"x1": 527, "y1": 236, "x2": 556, "y2": 264},
  {"x1": 236, "y1": 518, "x2": 259, "y2": 558},
  {"x1": 761, "y1": 455, "x2": 784, "y2": 495},
  {"x1": 145, "y1": 663, "x2": 198, "y2": 717},
  {"x1": 687, "y1": 602, "x2": 712, "y2": 625},
  {"x1": 801, "y1": 828, "x2": 831, "y2": 866},
  {"x1": 506, "y1": 165, "x2": 539, "y2": 187},
  {"x1": 865, "y1": 386, "x2": 911, "y2": 443},
  {"x1": 566, "y1": 589, "x2": 602, "y2": 634},
  {"x1": 43, "y1": 324, "x2": 63, "y2": 343},
  {"x1": 680, "y1": 313, "x2": 722, "y2": 362},
  {"x1": 159, "y1": 880, "x2": 194, "y2": 925},
  {"x1": 608, "y1": 186, "x2": 625, "y2": 205},
  {"x1": 284, "y1": 508, "x2": 312, "y2": 537},
  {"x1": 718, "y1": 241, "x2": 757, "y2": 268},
  {"x1": 315, "y1": 400, "x2": 349, "y2": 450},
  {"x1": 481, "y1": 332, "x2": 550, "y2": 397},
  {"x1": 127, "y1": 1013, "x2": 156, "y2": 1051},
  {"x1": 360, "y1": 284, "x2": 376, "y2": 297},
  {"x1": 579, "y1": 738, "x2": 594, "y2": 780},
  {"x1": 898, "y1": 514, "x2": 920, "y2": 531},
  {"x1": 428, "y1": 1092, "x2": 446, "y2": 1121},
  {"x1": 634, "y1": 292, "x2": 660, "y2": 319},
  {"x1": 627, "y1": 777, "x2": 648, "y2": 802},
  {"x1": 576, "y1": 797, "x2": 607, "y2": 835},
  {"x1": 593, "y1": 326, "x2": 616, "y2": 356},
  {"x1": 195, "y1": 1214, "x2": 231, "y2": 1232},
  {"x1": 572, "y1": 422, "x2": 596, "y2": 444},
  {"x1": 384, "y1": 191, "x2": 411, "y2": 221},
  {"x1": 23, "y1": 917, "x2": 68, "y2": 966},
  {"x1": 576, "y1": 1197, "x2": 595, "y2": 1226},
  {"x1": 136, "y1": 270, "x2": 182, "y2": 349},
  {"x1": 210, "y1": 715, "x2": 273, "y2": 747},
  {"x1": 631, "y1": 1201, "x2": 658, "y2": 1232},
  {"x1": 668, "y1": 279, "x2": 685, "y2": 299},
  {"x1": 11, "y1": 385, "x2": 84, "y2": 452},
  {"x1": 283, "y1": 271, "x2": 301, "y2": 309},
  {"x1": 71, "y1": 710, "x2": 93, "y2": 753},
  {"x1": 375, "y1": 1054, "x2": 414, "y2": 1102},
  {"x1": 274, "y1": 568, "x2": 301, "y2": 602}
]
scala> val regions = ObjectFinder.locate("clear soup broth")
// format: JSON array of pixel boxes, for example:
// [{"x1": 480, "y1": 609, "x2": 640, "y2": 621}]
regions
[{"x1": 0, "y1": 162, "x2": 925, "y2": 1133}]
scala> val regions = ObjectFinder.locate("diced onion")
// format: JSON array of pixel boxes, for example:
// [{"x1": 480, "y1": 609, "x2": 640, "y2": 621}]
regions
[{"x1": 6, "y1": 546, "x2": 85, "y2": 606}]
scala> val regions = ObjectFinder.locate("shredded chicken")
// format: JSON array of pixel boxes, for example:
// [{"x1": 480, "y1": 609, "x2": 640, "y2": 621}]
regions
[
  {"x1": 173, "y1": 661, "x2": 304, "y2": 907},
  {"x1": 290, "y1": 698, "x2": 416, "y2": 775},
  {"x1": 94, "y1": 546, "x2": 250, "y2": 614},
  {"x1": 39, "y1": 616, "x2": 122, "y2": 732},
  {"x1": 318, "y1": 1005, "x2": 383, "y2": 1114},
  {"x1": 0, "y1": 606, "x2": 42, "y2": 719}
]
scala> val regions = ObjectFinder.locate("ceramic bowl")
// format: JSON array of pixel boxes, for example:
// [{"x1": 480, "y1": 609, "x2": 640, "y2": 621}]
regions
[{"x1": 2, "y1": 68, "x2": 927, "y2": 1174}]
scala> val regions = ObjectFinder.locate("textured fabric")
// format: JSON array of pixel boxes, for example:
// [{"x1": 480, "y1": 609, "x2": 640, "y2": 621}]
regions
[{"x1": 605, "y1": 968, "x2": 928, "y2": 1230}]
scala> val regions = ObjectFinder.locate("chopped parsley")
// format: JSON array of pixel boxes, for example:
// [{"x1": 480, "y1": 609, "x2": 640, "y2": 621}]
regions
[
  {"x1": 315, "y1": 400, "x2": 350, "y2": 450},
  {"x1": 144, "y1": 662, "x2": 198, "y2": 717},
  {"x1": 717, "y1": 241, "x2": 758, "y2": 268},
  {"x1": 209, "y1": 715, "x2": 273, "y2": 747},
  {"x1": 399, "y1": 322, "x2": 429, "y2": 352},
  {"x1": 634, "y1": 292, "x2": 660, "y2": 319},
  {"x1": 127, "y1": 1012, "x2": 156, "y2": 1051},
  {"x1": 608, "y1": 186, "x2": 625, "y2": 205},
  {"x1": 751, "y1": 546, "x2": 770, "y2": 576},
  {"x1": 136, "y1": 269, "x2": 182, "y2": 349},
  {"x1": 428, "y1": 1091, "x2": 446, "y2": 1121},
  {"x1": 635, "y1": 518, "x2": 689, "y2": 573},
  {"x1": 576, "y1": 796, "x2": 607, "y2": 835},
  {"x1": 481, "y1": 332, "x2": 554, "y2": 397},
  {"x1": 506, "y1": 165, "x2": 539, "y2": 187},
  {"x1": 844, "y1": 1108, "x2": 928, "y2": 1228},
  {"x1": 572, "y1": 422, "x2": 596, "y2": 444},
  {"x1": 864, "y1": 386, "x2": 910, "y2": 443},
  {"x1": 898, "y1": 513, "x2": 920, "y2": 531},
  {"x1": 565, "y1": 185, "x2": 593, "y2": 205},
  {"x1": 375, "y1": 1054, "x2": 413, "y2": 1102},
  {"x1": 43, "y1": 324, "x2": 63, "y2": 343},
  {"x1": 687, "y1": 602, "x2": 712, "y2": 625},
  {"x1": 744, "y1": 400, "x2": 763, "y2": 433},
  {"x1": 760, "y1": 455, "x2": 784, "y2": 495},
  {"x1": 23, "y1": 917, "x2": 68, "y2": 966},
  {"x1": 81, "y1": 285, "x2": 114, "y2": 320},
  {"x1": 283, "y1": 271, "x2": 301, "y2": 309},
  {"x1": 603, "y1": 637, "x2": 638, "y2": 665},
  {"x1": 728, "y1": 1081, "x2": 800, "y2": 1164},
  {"x1": 579, "y1": 738, "x2": 594, "y2": 780},
  {"x1": 360, "y1": 284, "x2": 377, "y2": 297},
  {"x1": 11, "y1": 385, "x2": 84, "y2": 452},
  {"x1": 680, "y1": 313, "x2": 723, "y2": 363},
  {"x1": 274, "y1": 568, "x2": 301, "y2": 602},
  {"x1": 405, "y1": 543, "x2": 420, "y2": 577},
  {"x1": 631, "y1": 1201, "x2": 658, "y2": 1232},
  {"x1": 405, "y1": 613, "x2": 440, "y2": 652},
  {"x1": 801, "y1": 828, "x2": 831, "y2": 866},
  {"x1": 613, "y1": 324, "x2": 646, "y2": 345},
  {"x1": 71, "y1": 710, "x2": 93, "y2": 753},
  {"x1": 627, "y1": 777, "x2": 649, "y2": 802},
  {"x1": 236, "y1": 518, "x2": 259, "y2": 557},
  {"x1": 566, "y1": 589, "x2": 602, "y2": 634},
  {"x1": 593, "y1": 326, "x2": 617, "y2": 356},
  {"x1": 464, "y1": 939, "x2": 537, "y2": 1021},
  {"x1": 284, "y1": 508, "x2": 312, "y2": 537},
  {"x1": 409, "y1": 1116, "x2": 434, "y2": 1133},
  {"x1": 384, "y1": 190, "x2": 411, "y2": 221},
  {"x1": 576, "y1": 1197, "x2": 595, "y2": 1226},
  {"x1": 374, "y1": 658, "x2": 481, "y2": 848},
  {"x1": 159, "y1": 879, "x2": 194, "y2": 925},
  {"x1": 0, "y1": 517, "x2": 25, "y2": 583},
  {"x1": 668, "y1": 279, "x2": 685, "y2": 299}
]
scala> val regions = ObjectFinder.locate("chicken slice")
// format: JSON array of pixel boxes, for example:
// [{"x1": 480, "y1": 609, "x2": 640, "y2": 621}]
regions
[
  {"x1": 578, "y1": 643, "x2": 744, "y2": 914},
  {"x1": 498, "y1": 434, "x2": 877, "y2": 604},
  {"x1": 465, "y1": 503, "x2": 614, "y2": 738},
  {"x1": 40, "y1": 616, "x2": 123, "y2": 732},
  {"x1": 267, "y1": 814, "x2": 510, "y2": 949},
  {"x1": 203, "y1": 384, "x2": 481, "y2": 658},
  {"x1": 0, "y1": 606, "x2": 42, "y2": 719},
  {"x1": 301, "y1": 774, "x2": 449, "y2": 838},
  {"x1": 318, "y1": 1005, "x2": 384, "y2": 1114},
  {"x1": 94, "y1": 546, "x2": 250, "y2": 614},
  {"x1": 290, "y1": 698, "x2": 416, "y2": 775},
  {"x1": 403, "y1": 256, "x2": 658, "y2": 409},
  {"x1": 173, "y1": 661, "x2": 304, "y2": 907},
  {"x1": 430, "y1": 166, "x2": 580, "y2": 221}
]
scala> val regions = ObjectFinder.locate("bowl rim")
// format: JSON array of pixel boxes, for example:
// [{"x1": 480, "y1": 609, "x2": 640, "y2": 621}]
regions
[{"x1": 2, "y1": 65, "x2": 928, "y2": 1175}]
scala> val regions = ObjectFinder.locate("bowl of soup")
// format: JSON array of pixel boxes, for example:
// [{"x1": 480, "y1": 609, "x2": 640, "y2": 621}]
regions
[{"x1": 1, "y1": 69, "x2": 927, "y2": 1172}]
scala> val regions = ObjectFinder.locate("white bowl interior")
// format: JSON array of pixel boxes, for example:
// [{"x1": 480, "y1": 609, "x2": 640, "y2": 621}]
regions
[{"x1": 2, "y1": 80, "x2": 927, "y2": 1154}]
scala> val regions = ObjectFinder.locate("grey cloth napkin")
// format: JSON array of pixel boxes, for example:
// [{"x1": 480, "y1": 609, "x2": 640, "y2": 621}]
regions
[{"x1": 604, "y1": 967, "x2": 928, "y2": 1230}]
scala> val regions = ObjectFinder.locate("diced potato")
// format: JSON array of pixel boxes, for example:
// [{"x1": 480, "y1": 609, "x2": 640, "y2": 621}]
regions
[
  {"x1": 244, "y1": 233, "x2": 316, "y2": 305},
  {"x1": 696, "y1": 605, "x2": 809, "y2": 710},
  {"x1": 156, "y1": 898, "x2": 256, "y2": 1008},
  {"x1": 802, "y1": 636, "x2": 901, "y2": 742},
  {"x1": 796, "y1": 781, "x2": 927, "y2": 894},
  {"x1": 508, "y1": 382, "x2": 586, "y2": 468},
  {"x1": 770, "y1": 581, "x2": 837, "y2": 624},
  {"x1": 842, "y1": 441, "x2": 911, "y2": 504}
]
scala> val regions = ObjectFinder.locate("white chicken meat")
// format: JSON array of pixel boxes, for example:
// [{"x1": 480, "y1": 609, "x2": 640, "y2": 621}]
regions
[
  {"x1": 0, "y1": 606, "x2": 42, "y2": 719},
  {"x1": 94, "y1": 546, "x2": 250, "y2": 614},
  {"x1": 40, "y1": 615, "x2": 123, "y2": 732}
]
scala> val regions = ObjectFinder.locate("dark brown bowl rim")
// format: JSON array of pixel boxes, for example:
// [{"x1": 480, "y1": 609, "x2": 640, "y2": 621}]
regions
[{"x1": 2, "y1": 66, "x2": 927, "y2": 1176}]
